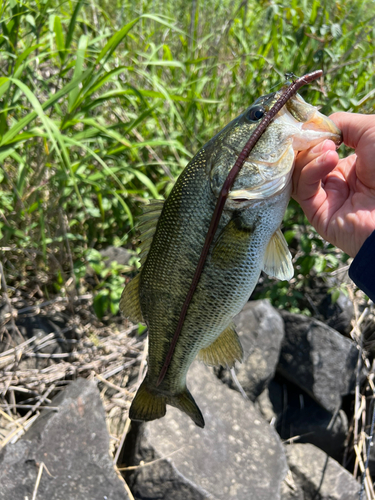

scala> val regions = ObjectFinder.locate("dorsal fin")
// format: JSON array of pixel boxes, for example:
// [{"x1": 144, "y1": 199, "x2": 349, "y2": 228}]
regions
[
  {"x1": 137, "y1": 200, "x2": 164, "y2": 266},
  {"x1": 262, "y1": 228, "x2": 294, "y2": 281},
  {"x1": 120, "y1": 200, "x2": 164, "y2": 323},
  {"x1": 119, "y1": 273, "x2": 143, "y2": 323}
]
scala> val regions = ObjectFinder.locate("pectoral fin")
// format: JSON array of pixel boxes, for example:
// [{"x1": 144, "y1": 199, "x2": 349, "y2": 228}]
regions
[
  {"x1": 262, "y1": 228, "x2": 294, "y2": 281},
  {"x1": 119, "y1": 273, "x2": 143, "y2": 323},
  {"x1": 197, "y1": 324, "x2": 243, "y2": 369}
]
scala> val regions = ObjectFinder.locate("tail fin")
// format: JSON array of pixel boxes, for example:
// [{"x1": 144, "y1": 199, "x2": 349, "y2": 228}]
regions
[
  {"x1": 129, "y1": 379, "x2": 205, "y2": 428},
  {"x1": 169, "y1": 387, "x2": 205, "y2": 428}
]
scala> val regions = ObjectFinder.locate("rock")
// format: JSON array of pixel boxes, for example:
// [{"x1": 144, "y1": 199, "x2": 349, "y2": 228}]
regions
[
  {"x1": 280, "y1": 470, "x2": 304, "y2": 500},
  {"x1": 318, "y1": 292, "x2": 354, "y2": 336},
  {"x1": 278, "y1": 311, "x2": 362, "y2": 413},
  {"x1": 256, "y1": 377, "x2": 348, "y2": 461},
  {"x1": 218, "y1": 300, "x2": 284, "y2": 401},
  {"x1": 126, "y1": 362, "x2": 288, "y2": 500},
  {"x1": 284, "y1": 443, "x2": 360, "y2": 499},
  {"x1": 255, "y1": 386, "x2": 278, "y2": 423},
  {"x1": 0, "y1": 378, "x2": 128, "y2": 500},
  {"x1": 100, "y1": 246, "x2": 132, "y2": 267}
]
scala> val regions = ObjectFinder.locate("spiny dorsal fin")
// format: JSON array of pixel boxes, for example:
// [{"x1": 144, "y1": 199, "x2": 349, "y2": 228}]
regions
[
  {"x1": 137, "y1": 200, "x2": 164, "y2": 266},
  {"x1": 119, "y1": 273, "x2": 143, "y2": 323},
  {"x1": 262, "y1": 228, "x2": 294, "y2": 281},
  {"x1": 197, "y1": 323, "x2": 243, "y2": 369}
]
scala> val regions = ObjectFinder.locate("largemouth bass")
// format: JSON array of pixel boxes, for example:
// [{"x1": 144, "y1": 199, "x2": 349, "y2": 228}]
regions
[{"x1": 121, "y1": 89, "x2": 341, "y2": 428}]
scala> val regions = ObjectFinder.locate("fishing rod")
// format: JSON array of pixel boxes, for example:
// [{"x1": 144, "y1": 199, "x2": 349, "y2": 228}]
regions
[{"x1": 156, "y1": 69, "x2": 323, "y2": 387}]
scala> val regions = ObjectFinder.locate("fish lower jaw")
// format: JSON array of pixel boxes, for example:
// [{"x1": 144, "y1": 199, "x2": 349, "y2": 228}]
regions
[{"x1": 227, "y1": 169, "x2": 293, "y2": 202}]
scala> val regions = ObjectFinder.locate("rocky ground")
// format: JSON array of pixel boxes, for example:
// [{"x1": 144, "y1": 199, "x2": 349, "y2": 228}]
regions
[{"x1": 1, "y1": 262, "x2": 375, "y2": 499}]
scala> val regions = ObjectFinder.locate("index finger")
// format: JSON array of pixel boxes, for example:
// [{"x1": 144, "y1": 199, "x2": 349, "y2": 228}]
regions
[
  {"x1": 329, "y1": 112, "x2": 375, "y2": 150},
  {"x1": 330, "y1": 112, "x2": 375, "y2": 189}
]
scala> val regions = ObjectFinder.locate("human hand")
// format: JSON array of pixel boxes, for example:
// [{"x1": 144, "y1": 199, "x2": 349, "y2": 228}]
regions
[{"x1": 292, "y1": 112, "x2": 375, "y2": 258}]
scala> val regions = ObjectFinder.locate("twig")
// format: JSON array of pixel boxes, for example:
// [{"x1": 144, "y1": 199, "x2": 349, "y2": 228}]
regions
[
  {"x1": 113, "y1": 463, "x2": 135, "y2": 500},
  {"x1": 16, "y1": 297, "x2": 67, "y2": 315},
  {"x1": 0, "y1": 262, "x2": 24, "y2": 341},
  {"x1": 0, "y1": 408, "x2": 22, "y2": 426},
  {"x1": 118, "y1": 447, "x2": 183, "y2": 471},
  {"x1": 101, "y1": 359, "x2": 137, "y2": 379},
  {"x1": 94, "y1": 373, "x2": 133, "y2": 395},
  {"x1": 31, "y1": 462, "x2": 53, "y2": 500},
  {"x1": 354, "y1": 444, "x2": 373, "y2": 499},
  {"x1": 19, "y1": 384, "x2": 56, "y2": 424},
  {"x1": 229, "y1": 367, "x2": 248, "y2": 400},
  {"x1": 360, "y1": 386, "x2": 375, "y2": 499},
  {"x1": 113, "y1": 417, "x2": 131, "y2": 465},
  {"x1": 1, "y1": 413, "x2": 39, "y2": 448},
  {"x1": 137, "y1": 337, "x2": 148, "y2": 387},
  {"x1": 0, "y1": 404, "x2": 59, "y2": 410}
]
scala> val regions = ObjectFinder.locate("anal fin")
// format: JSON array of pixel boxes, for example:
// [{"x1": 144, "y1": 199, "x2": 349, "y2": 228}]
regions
[
  {"x1": 119, "y1": 273, "x2": 143, "y2": 323},
  {"x1": 197, "y1": 324, "x2": 243, "y2": 369},
  {"x1": 262, "y1": 228, "x2": 294, "y2": 281}
]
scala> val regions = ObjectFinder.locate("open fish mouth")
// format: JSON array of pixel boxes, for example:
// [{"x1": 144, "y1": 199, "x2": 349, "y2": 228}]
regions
[
  {"x1": 226, "y1": 95, "x2": 341, "y2": 203},
  {"x1": 227, "y1": 169, "x2": 293, "y2": 201}
]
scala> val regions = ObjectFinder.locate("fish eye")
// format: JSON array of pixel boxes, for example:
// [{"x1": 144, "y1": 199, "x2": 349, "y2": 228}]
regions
[{"x1": 246, "y1": 105, "x2": 265, "y2": 122}]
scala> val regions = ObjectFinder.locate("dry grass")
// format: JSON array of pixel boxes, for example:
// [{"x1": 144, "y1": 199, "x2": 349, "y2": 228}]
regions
[
  {"x1": 1, "y1": 277, "x2": 375, "y2": 498},
  {"x1": 342, "y1": 287, "x2": 375, "y2": 499},
  {"x1": 0, "y1": 288, "x2": 147, "y2": 463}
]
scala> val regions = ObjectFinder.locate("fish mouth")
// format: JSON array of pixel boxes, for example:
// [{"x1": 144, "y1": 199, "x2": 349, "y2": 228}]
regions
[
  {"x1": 284, "y1": 94, "x2": 342, "y2": 148},
  {"x1": 227, "y1": 97, "x2": 341, "y2": 202},
  {"x1": 227, "y1": 169, "x2": 293, "y2": 201}
]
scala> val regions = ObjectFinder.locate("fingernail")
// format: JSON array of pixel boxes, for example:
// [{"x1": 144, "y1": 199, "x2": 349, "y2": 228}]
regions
[{"x1": 311, "y1": 140, "x2": 327, "y2": 153}]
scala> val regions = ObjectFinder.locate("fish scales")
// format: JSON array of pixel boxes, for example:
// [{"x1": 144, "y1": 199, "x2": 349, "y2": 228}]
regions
[
  {"x1": 121, "y1": 89, "x2": 342, "y2": 427},
  {"x1": 140, "y1": 149, "x2": 280, "y2": 390}
]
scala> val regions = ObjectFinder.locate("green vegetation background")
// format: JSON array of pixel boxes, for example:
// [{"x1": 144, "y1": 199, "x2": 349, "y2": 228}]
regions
[{"x1": 1, "y1": 0, "x2": 374, "y2": 318}]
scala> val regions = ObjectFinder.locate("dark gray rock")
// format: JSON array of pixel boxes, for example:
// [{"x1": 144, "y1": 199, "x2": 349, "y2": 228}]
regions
[
  {"x1": 278, "y1": 311, "x2": 361, "y2": 413},
  {"x1": 0, "y1": 378, "x2": 128, "y2": 500},
  {"x1": 218, "y1": 300, "x2": 284, "y2": 401},
  {"x1": 100, "y1": 246, "x2": 132, "y2": 267},
  {"x1": 318, "y1": 291, "x2": 354, "y2": 336},
  {"x1": 284, "y1": 443, "x2": 360, "y2": 499},
  {"x1": 256, "y1": 377, "x2": 348, "y2": 461},
  {"x1": 126, "y1": 362, "x2": 288, "y2": 500}
]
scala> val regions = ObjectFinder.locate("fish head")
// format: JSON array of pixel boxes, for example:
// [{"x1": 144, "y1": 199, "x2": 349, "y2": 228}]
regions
[{"x1": 209, "y1": 90, "x2": 342, "y2": 206}]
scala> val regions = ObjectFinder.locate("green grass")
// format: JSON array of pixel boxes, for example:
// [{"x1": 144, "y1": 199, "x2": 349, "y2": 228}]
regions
[{"x1": 1, "y1": 0, "x2": 374, "y2": 315}]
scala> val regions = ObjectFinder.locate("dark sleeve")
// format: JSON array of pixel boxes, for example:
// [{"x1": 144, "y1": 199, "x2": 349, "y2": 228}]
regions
[{"x1": 349, "y1": 230, "x2": 375, "y2": 302}]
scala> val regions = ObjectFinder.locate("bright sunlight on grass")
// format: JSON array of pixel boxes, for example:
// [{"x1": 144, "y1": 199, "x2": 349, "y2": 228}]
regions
[{"x1": 1, "y1": 0, "x2": 374, "y2": 317}]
